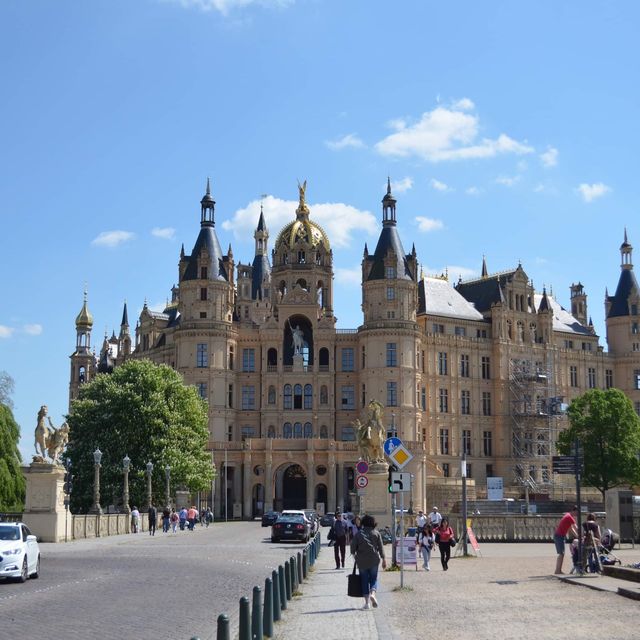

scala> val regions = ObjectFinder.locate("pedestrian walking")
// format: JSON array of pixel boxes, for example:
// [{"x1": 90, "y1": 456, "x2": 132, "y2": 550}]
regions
[
  {"x1": 187, "y1": 505, "x2": 198, "y2": 531},
  {"x1": 205, "y1": 507, "x2": 213, "y2": 527},
  {"x1": 148, "y1": 504, "x2": 157, "y2": 536},
  {"x1": 350, "y1": 514, "x2": 387, "y2": 610},
  {"x1": 329, "y1": 512, "x2": 349, "y2": 569},
  {"x1": 162, "y1": 506, "x2": 171, "y2": 533},
  {"x1": 436, "y1": 517, "x2": 455, "y2": 571},
  {"x1": 416, "y1": 510, "x2": 427, "y2": 529},
  {"x1": 130, "y1": 506, "x2": 140, "y2": 534},
  {"x1": 170, "y1": 508, "x2": 179, "y2": 533},
  {"x1": 179, "y1": 506, "x2": 188, "y2": 531},
  {"x1": 554, "y1": 505, "x2": 578, "y2": 574},
  {"x1": 416, "y1": 523, "x2": 435, "y2": 571},
  {"x1": 428, "y1": 506, "x2": 442, "y2": 528}
]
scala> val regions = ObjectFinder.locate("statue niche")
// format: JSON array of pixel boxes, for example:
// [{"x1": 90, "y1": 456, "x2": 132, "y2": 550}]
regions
[{"x1": 283, "y1": 316, "x2": 313, "y2": 366}]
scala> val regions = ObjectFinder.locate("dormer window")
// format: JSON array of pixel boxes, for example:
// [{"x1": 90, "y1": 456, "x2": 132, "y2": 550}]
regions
[{"x1": 386, "y1": 266, "x2": 396, "y2": 279}]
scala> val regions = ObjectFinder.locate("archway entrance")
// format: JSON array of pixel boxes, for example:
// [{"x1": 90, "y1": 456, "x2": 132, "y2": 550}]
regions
[
  {"x1": 252, "y1": 483, "x2": 264, "y2": 517},
  {"x1": 282, "y1": 464, "x2": 307, "y2": 509},
  {"x1": 315, "y1": 483, "x2": 327, "y2": 515}
]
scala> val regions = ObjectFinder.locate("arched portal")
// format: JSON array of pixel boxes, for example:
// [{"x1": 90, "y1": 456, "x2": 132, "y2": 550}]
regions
[
  {"x1": 315, "y1": 483, "x2": 327, "y2": 514},
  {"x1": 252, "y1": 483, "x2": 264, "y2": 517},
  {"x1": 276, "y1": 464, "x2": 307, "y2": 510}
]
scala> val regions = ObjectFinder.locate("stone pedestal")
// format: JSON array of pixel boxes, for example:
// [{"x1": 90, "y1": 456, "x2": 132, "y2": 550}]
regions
[
  {"x1": 360, "y1": 461, "x2": 390, "y2": 522},
  {"x1": 175, "y1": 490, "x2": 191, "y2": 510},
  {"x1": 22, "y1": 463, "x2": 68, "y2": 543},
  {"x1": 292, "y1": 353, "x2": 304, "y2": 372}
]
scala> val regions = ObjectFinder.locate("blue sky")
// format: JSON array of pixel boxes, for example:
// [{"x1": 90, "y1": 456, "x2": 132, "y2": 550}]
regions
[{"x1": 2, "y1": 0, "x2": 639, "y2": 460}]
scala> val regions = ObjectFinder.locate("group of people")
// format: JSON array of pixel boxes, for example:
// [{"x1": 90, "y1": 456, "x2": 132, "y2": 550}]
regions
[
  {"x1": 415, "y1": 507, "x2": 456, "y2": 571},
  {"x1": 129, "y1": 505, "x2": 213, "y2": 535},
  {"x1": 554, "y1": 505, "x2": 603, "y2": 574}
]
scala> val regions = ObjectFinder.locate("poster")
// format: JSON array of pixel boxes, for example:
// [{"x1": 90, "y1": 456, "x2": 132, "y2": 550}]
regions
[
  {"x1": 396, "y1": 536, "x2": 417, "y2": 565},
  {"x1": 487, "y1": 476, "x2": 504, "y2": 501}
]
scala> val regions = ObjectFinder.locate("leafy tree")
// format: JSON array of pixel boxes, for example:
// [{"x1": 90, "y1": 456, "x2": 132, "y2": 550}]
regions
[
  {"x1": 557, "y1": 388, "x2": 640, "y2": 498},
  {"x1": 0, "y1": 403, "x2": 26, "y2": 511},
  {"x1": 0, "y1": 370, "x2": 15, "y2": 409},
  {"x1": 66, "y1": 360, "x2": 214, "y2": 513}
]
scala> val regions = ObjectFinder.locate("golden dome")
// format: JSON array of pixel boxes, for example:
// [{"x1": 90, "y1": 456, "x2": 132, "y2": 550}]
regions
[{"x1": 75, "y1": 295, "x2": 94, "y2": 328}]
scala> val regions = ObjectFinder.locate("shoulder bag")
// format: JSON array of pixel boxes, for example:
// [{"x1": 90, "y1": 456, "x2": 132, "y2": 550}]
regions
[{"x1": 347, "y1": 564, "x2": 363, "y2": 597}]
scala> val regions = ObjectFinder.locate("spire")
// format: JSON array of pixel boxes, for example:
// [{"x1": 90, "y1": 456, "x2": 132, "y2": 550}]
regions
[
  {"x1": 75, "y1": 289, "x2": 94, "y2": 329},
  {"x1": 382, "y1": 177, "x2": 397, "y2": 225},
  {"x1": 363, "y1": 242, "x2": 369, "y2": 257},
  {"x1": 180, "y1": 243, "x2": 185, "y2": 259},
  {"x1": 200, "y1": 178, "x2": 215, "y2": 227},
  {"x1": 481, "y1": 255, "x2": 488, "y2": 278},
  {"x1": 538, "y1": 286, "x2": 551, "y2": 312},
  {"x1": 620, "y1": 228, "x2": 633, "y2": 270},
  {"x1": 120, "y1": 301, "x2": 129, "y2": 328}
]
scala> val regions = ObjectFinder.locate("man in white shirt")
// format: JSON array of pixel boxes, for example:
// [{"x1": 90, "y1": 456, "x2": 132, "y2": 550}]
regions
[
  {"x1": 416, "y1": 510, "x2": 427, "y2": 528},
  {"x1": 428, "y1": 506, "x2": 442, "y2": 527}
]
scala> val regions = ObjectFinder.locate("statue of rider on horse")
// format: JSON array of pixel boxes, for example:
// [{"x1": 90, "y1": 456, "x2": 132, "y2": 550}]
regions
[
  {"x1": 354, "y1": 399, "x2": 387, "y2": 464},
  {"x1": 34, "y1": 405, "x2": 69, "y2": 465}
]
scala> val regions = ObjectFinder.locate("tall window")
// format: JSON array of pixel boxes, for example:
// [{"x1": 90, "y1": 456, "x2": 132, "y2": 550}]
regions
[
  {"x1": 228, "y1": 384, "x2": 233, "y2": 408},
  {"x1": 228, "y1": 346, "x2": 234, "y2": 370},
  {"x1": 386, "y1": 343, "x2": 397, "y2": 367},
  {"x1": 196, "y1": 343, "x2": 208, "y2": 368},
  {"x1": 387, "y1": 287, "x2": 395, "y2": 300},
  {"x1": 481, "y1": 356, "x2": 491, "y2": 379},
  {"x1": 570, "y1": 366, "x2": 578, "y2": 387},
  {"x1": 460, "y1": 354, "x2": 470, "y2": 378},
  {"x1": 341, "y1": 348, "x2": 355, "y2": 372},
  {"x1": 283, "y1": 422, "x2": 292, "y2": 438},
  {"x1": 341, "y1": 385, "x2": 355, "y2": 410},
  {"x1": 635, "y1": 401, "x2": 640, "y2": 416},
  {"x1": 454, "y1": 326, "x2": 466, "y2": 337},
  {"x1": 461, "y1": 390, "x2": 471, "y2": 415},
  {"x1": 386, "y1": 265, "x2": 396, "y2": 279},
  {"x1": 482, "y1": 391, "x2": 492, "y2": 416},
  {"x1": 439, "y1": 388, "x2": 448, "y2": 413},
  {"x1": 362, "y1": 384, "x2": 366, "y2": 408},
  {"x1": 294, "y1": 384, "x2": 303, "y2": 409},
  {"x1": 242, "y1": 348, "x2": 255, "y2": 372},
  {"x1": 284, "y1": 384, "x2": 292, "y2": 410},
  {"x1": 304, "y1": 384, "x2": 313, "y2": 409},
  {"x1": 341, "y1": 426, "x2": 356, "y2": 441},
  {"x1": 442, "y1": 463, "x2": 450, "y2": 478},
  {"x1": 304, "y1": 422, "x2": 312, "y2": 438},
  {"x1": 421, "y1": 387, "x2": 427, "y2": 411},
  {"x1": 439, "y1": 429, "x2": 449, "y2": 455},
  {"x1": 605, "y1": 369, "x2": 613, "y2": 389},
  {"x1": 196, "y1": 382, "x2": 207, "y2": 400},
  {"x1": 241, "y1": 426, "x2": 254, "y2": 441},
  {"x1": 294, "y1": 422, "x2": 302, "y2": 438},
  {"x1": 438, "y1": 352, "x2": 448, "y2": 376},
  {"x1": 200, "y1": 287, "x2": 207, "y2": 301},
  {"x1": 267, "y1": 385, "x2": 276, "y2": 405},
  {"x1": 433, "y1": 323, "x2": 444, "y2": 334},
  {"x1": 361, "y1": 346, "x2": 366, "y2": 368},
  {"x1": 483, "y1": 431, "x2": 492, "y2": 456},
  {"x1": 462, "y1": 429, "x2": 472, "y2": 455},
  {"x1": 320, "y1": 385, "x2": 328, "y2": 404},
  {"x1": 587, "y1": 368, "x2": 596, "y2": 389},
  {"x1": 241, "y1": 385, "x2": 255, "y2": 410},
  {"x1": 387, "y1": 381, "x2": 398, "y2": 407}
]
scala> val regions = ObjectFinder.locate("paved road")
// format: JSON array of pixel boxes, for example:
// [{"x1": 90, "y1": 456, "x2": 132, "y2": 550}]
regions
[{"x1": 0, "y1": 522, "x2": 310, "y2": 640}]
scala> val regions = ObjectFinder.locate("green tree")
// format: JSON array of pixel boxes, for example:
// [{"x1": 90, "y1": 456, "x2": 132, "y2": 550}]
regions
[
  {"x1": 0, "y1": 403, "x2": 26, "y2": 511},
  {"x1": 66, "y1": 359, "x2": 214, "y2": 513},
  {"x1": 0, "y1": 370, "x2": 15, "y2": 409},
  {"x1": 557, "y1": 388, "x2": 640, "y2": 498}
]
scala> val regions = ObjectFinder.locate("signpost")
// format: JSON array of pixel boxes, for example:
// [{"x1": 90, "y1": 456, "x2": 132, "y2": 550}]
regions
[
  {"x1": 387, "y1": 444, "x2": 413, "y2": 470},
  {"x1": 356, "y1": 475, "x2": 369, "y2": 489}
]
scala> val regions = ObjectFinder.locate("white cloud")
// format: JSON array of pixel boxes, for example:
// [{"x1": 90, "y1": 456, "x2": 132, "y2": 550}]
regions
[
  {"x1": 535, "y1": 257, "x2": 549, "y2": 265},
  {"x1": 375, "y1": 100, "x2": 534, "y2": 162},
  {"x1": 495, "y1": 175, "x2": 521, "y2": 187},
  {"x1": 23, "y1": 324, "x2": 43, "y2": 336},
  {"x1": 577, "y1": 182, "x2": 611, "y2": 203},
  {"x1": 91, "y1": 230, "x2": 135, "y2": 248},
  {"x1": 390, "y1": 177, "x2": 413, "y2": 193},
  {"x1": 533, "y1": 183, "x2": 545, "y2": 193},
  {"x1": 152, "y1": 227, "x2": 176, "y2": 240},
  {"x1": 540, "y1": 146, "x2": 558, "y2": 168},
  {"x1": 161, "y1": 0, "x2": 293, "y2": 15},
  {"x1": 222, "y1": 195, "x2": 377, "y2": 249},
  {"x1": 334, "y1": 266, "x2": 362, "y2": 287},
  {"x1": 415, "y1": 216, "x2": 444, "y2": 233},
  {"x1": 325, "y1": 133, "x2": 365, "y2": 151},
  {"x1": 0, "y1": 325, "x2": 14, "y2": 338},
  {"x1": 430, "y1": 178, "x2": 452, "y2": 192},
  {"x1": 465, "y1": 186, "x2": 481, "y2": 196}
]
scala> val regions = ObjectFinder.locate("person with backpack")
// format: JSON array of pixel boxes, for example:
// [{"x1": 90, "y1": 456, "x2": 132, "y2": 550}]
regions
[{"x1": 329, "y1": 512, "x2": 349, "y2": 569}]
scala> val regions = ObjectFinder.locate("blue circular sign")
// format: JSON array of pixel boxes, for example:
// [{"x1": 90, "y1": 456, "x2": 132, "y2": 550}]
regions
[{"x1": 383, "y1": 437, "x2": 402, "y2": 456}]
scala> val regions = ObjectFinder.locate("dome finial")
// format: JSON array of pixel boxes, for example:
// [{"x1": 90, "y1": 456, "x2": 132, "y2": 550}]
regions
[{"x1": 296, "y1": 179, "x2": 309, "y2": 217}]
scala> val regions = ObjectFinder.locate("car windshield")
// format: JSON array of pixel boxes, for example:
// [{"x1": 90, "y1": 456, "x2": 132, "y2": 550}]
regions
[
  {"x1": 0, "y1": 526, "x2": 20, "y2": 541},
  {"x1": 277, "y1": 516, "x2": 304, "y2": 523}
]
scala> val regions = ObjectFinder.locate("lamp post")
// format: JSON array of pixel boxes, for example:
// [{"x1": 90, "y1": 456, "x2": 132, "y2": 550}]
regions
[
  {"x1": 461, "y1": 451, "x2": 468, "y2": 557},
  {"x1": 91, "y1": 448, "x2": 103, "y2": 515},
  {"x1": 146, "y1": 461, "x2": 154, "y2": 509},
  {"x1": 164, "y1": 464, "x2": 171, "y2": 510},
  {"x1": 122, "y1": 455, "x2": 131, "y2": 515}
]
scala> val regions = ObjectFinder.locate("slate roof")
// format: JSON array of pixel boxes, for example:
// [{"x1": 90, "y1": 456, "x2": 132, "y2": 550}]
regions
[
  {"x1": 252, "y1": 254, "x2": 271, "y2": 299},
  {"x1": 418, "y1": 276, "x2": 484, "y2": 320},
  {"x1": 533, "y1": 293, "x2": 592, "y2": 335},
  {"x1": 455, "y1": 271, "x2": 514, "y2": 313},
  {"x1": 182, "y1": 225, "x2": 228, "y2": 282},
  {"x1": 607, "y1": 268, "x2": 639, "y2": 318},
  {"x1": 366, "y1": 225, "x2": 414, "y2": 281}
]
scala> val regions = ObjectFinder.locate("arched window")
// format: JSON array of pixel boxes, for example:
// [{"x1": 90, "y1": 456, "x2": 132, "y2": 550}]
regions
[
  {"x1": 317, "y1": 280, "x2": 324, "y2": 307},
  {"x1": 304, "y1": 384, "x2": 313, "y2": 409},
  {"x1": 284, "y1": 384, "x2": 292, "y2": 410},
  {"x1": 319, "y1": 347, "x2": 329, "y2": 367},
  {"x1": 320, "y1": 425, "x2": 328, "y2": 439},
  {"x1": 267, "y1": 425, "x2": 275, "y2": 438},
  {"x1": 267, "y1": 348, "x2": 277, "y2": 367},
  {"x1": 79, "y1": 366, "x2": 86, "y2": 383},
  {"x1": 268, "y1": 385, "x2": 276, "y2": 405},
  {"x1": 294, "y1": 384, "x2": 303, "y2": 409},
  {"x1": 304, "y1": 422, "x2": 312, "y2": 438},
  {"x1": 320, "y1": 385, "x2": 328, "y2": 405},
  {"x1": 283, "y1": 422, "x2": 292, "y2": 438},
  {"x1": 294, "y1": 422, "x2": 303, "y2": 438}
]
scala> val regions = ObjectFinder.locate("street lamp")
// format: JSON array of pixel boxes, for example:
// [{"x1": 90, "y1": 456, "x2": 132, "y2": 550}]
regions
[
  {"x1": 461, "y1": 451, "x2": 468, "y2": 556},
  {"x1": 90, "y1": 448, "x2": 103, "y2": 515},
  {"x1": 164, "y1": 464, "x2": 171, "y2": 509},
  {"x1": 122, "y1": 455, "x2": 131, "y2": 515},
  {"x1": 146, "y1": 461, "x2": 154, "y2": 509}
]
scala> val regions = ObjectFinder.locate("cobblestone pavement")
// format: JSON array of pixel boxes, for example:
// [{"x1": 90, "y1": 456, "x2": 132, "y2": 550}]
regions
[
  {"x1": 0, "y1": 522, "x2": 312, "y2": 640},
  {"x1": 275, "y1": 537, "x2": 640, "y2": 640}
]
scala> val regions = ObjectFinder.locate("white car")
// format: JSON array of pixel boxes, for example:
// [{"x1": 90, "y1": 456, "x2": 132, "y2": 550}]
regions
[{"x1": 0, "y1": 522, "x2": 40, "y2": 583}]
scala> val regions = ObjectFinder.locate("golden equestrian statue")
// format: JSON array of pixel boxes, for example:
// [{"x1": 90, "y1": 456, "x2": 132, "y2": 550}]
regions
[
  {"x1": 354, "y1": 400, "x2": 386, "y2": 463},
  {"x1": 34, "y1": 405, "x2": 69, "y2": 465}
]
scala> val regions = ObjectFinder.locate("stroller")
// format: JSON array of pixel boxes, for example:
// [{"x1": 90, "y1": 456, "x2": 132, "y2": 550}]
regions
[{"x1": 598, "y1": 529, "x2": 622, "y2": 567}]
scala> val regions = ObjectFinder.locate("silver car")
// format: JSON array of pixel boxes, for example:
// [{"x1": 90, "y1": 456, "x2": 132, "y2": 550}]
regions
[{"x1": 0, "y1": 523, "x2": 40, "y2": 582}]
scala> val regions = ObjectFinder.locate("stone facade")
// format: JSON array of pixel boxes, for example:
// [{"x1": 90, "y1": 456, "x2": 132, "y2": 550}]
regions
[{"x1": 69, "y1": 181, "x2": 640, "y2": 518}]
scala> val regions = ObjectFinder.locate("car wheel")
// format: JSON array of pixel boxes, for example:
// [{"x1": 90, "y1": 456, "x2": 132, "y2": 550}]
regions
[
  {"x1": 31, "y1": 556, "x2": 40, "y2": 579},
  {"x1": 271, "y1": 537, "x2": 277, "y2": 543},
  {"x1": 18, "y1": 558, "x2": 28, "y2": 583}
]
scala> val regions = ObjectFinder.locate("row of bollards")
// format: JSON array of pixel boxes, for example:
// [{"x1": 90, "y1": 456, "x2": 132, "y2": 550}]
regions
[{"x1": 193, "y1": 530, "x2": 322, "y2": 640}]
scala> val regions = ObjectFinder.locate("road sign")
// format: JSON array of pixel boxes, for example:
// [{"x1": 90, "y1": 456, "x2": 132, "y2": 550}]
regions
[
  {"x1": 389, "y1": 471, "x2": 411, "y2": 493},
  {"x1": 356, "y1": 460, "x2": 369, "y2": 475},
  {"x1": 384, "y1": 437, "x2": 402, "y2": 456},
  {"x1": 552, "y1": 455, "x2": 579, "y2": 474},
  {"x1": 387, "y1": 443, "x2": 413, "y2": 470},
  {"x1": 356, "y1": 475, "x2": 369, "y2": 489}
]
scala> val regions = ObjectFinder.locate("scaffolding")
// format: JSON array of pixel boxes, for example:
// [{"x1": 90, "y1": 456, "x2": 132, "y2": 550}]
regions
[{"x1": 509, "y1": 357, "x2": 565, "y2": 503}]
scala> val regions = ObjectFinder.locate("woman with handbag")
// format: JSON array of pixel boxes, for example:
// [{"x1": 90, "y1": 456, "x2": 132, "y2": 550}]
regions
[
  {"x1": 350, "y1": 514, "x2": 387, "y2": 610},
  {"x1": 416, "y1": 523, "x2": 435, "y2": 571},
  {"x1": 436, "y1": 517, "x2": 455, "y2": 571}
]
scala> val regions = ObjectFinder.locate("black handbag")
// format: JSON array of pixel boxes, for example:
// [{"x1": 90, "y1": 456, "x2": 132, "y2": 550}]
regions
[
  {"x1": 449, "y1": 538, "x2": 456, "y2": 548},
  {"x1": 347, "y1": 564, "x2": 363, "y2": 598}
]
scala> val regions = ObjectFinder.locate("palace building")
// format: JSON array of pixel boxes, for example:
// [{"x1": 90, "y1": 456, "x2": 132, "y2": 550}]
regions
[{"x1": 70, "y1": 180, "x2": 640, "y2": 517}]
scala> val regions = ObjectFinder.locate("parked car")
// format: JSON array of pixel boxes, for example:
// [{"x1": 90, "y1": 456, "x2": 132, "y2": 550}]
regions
[
  {"x1": 0, "y1": 522, "x2": 40, "y2": 583},
  {"x1": 271, "y1": 514, "x2": 311, "y2": 543},
  {"x1": 261, "y1": 511, "x2": 280, "y2": 527},
  {"x1": 320, "y1": 512, "x2": 335, "y2": 527}
]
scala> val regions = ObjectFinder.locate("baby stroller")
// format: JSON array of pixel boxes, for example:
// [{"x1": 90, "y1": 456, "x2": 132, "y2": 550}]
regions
[{"x1": 598, "y1": 529, "x2": 622, "y2": 566}]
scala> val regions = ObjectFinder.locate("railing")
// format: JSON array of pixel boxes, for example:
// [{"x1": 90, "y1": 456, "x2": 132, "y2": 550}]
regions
[
  {"x1": 0, "y1": 512, "x2": 23, "y2": 522},
  {"x1": 449, "y1": 515, "x2": 559, "y2": 542}
]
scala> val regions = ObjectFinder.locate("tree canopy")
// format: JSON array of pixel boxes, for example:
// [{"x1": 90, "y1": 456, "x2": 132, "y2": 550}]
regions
[
  {"x1": 0, "y1": 402, "x2": 26, "y2": 511},
  {"x1": 66, "y1": 359, "x2": 214, "y2": 513},
  {"x1": 557, "y1": 388, "x2": 640, "y2": 498}
]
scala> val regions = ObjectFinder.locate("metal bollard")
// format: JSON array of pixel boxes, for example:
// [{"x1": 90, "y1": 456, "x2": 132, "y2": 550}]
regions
[
  {"x1": 290, "y1": 555, "x2": 297, "y2": 592},
  {"x1": 239, "y1": 596, "x2": 251, "y2": 640},
  {"x1": 302, "y1": 548, "x2": 308, "y2": 579},
  {"x1": 297, "y1": 551, "x2": 303, "y2": 584},
  {"x1": 216, "y1": 614, "x2": 230, "y2": 640},
  {"x1": 278, "y1": 565, "x2": 287, "y2": 610},
  {"x1": 284, "y1": 559, "x2": 292, "y2": 601},
  {"x1": 263, "y1": 577, "x2": 274, "y2": 638},
  {"x1": 251, "y1": 586, "x2": 263, "y2": 640},
  {"x1": 272, "y1": 569, "x2": 281, "y2": 620}
]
